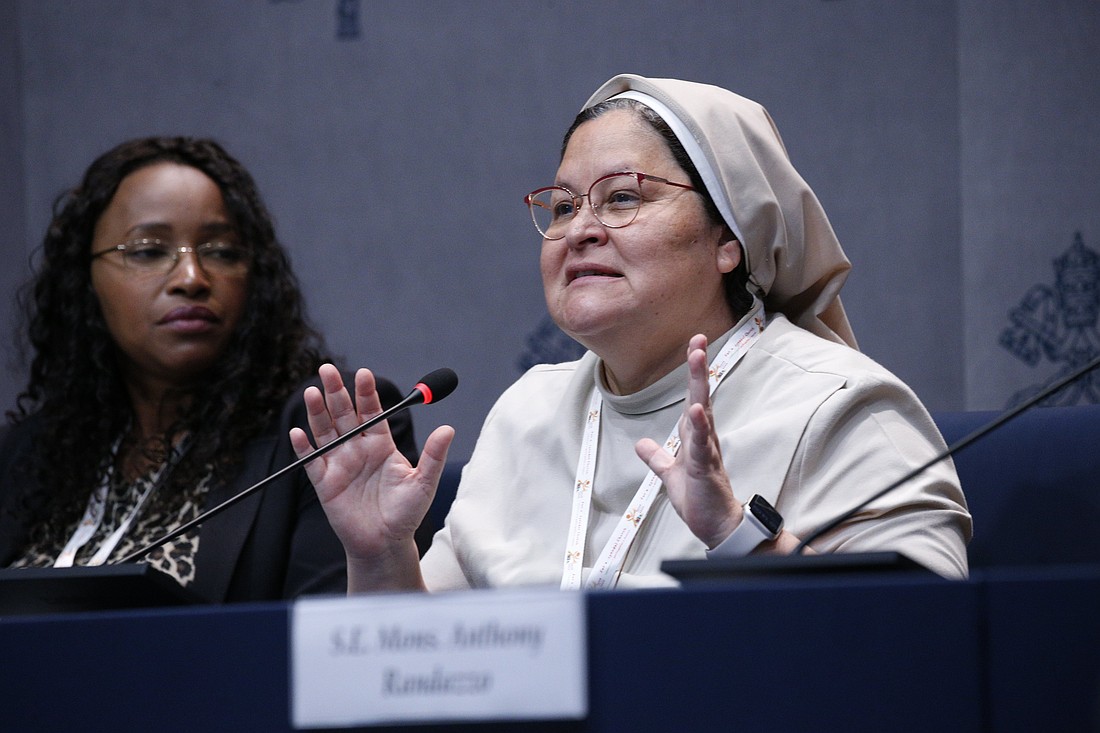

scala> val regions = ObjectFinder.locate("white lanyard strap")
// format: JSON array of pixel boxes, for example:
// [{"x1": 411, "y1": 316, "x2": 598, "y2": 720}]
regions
[
  {"x1": 54, "y1": 475, "x2": 111, "y2": 568},
  {"x1": 54, "y1": 437, "x2": 187, "y2": 568},
  {"x1": 561, "y1": 307, "x2": 766, "y2": 590},
  {"x1": 86, "y1": 459, "x2": 170, "y2": 566},
  {"x1": 560, "y1": 389, "x2": 604, "y2": 590}
]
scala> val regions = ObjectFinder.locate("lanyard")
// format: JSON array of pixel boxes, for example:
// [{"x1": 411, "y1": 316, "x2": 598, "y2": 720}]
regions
[
  {"x1": 54, "y1": 437, "x2": 188, "y2": 568},
  {"x1": 560, "y1": 306, "x2": 765, "y2": 590}
]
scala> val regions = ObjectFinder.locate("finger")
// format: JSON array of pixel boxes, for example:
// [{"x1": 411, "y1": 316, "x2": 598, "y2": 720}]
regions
[
  {"x1": 688, "y1": 333, "x2": 708, "y2": 353},
  {"x1": 290, "y1": 419, "x2": 336, "y2": 494},
  {"x1": 413, "y1": 425, "x2": 456, "y2": 494},
  {"x1": 352, "y1": 368, "x2": 388, "y2": 435},
  {"x1": 289, "y1": 426, "x2": 315, "y2": 460},
  {"x1": 685, "y1": 402, "x2": 712, "y2": 443},
  {"x1": 683, "y1": 402, "x2": 722, "y2": 470},
  {"x1": 302, "y1": 381, "x2": 343, "y2": 447},
  {"x1": 686, "y1": 335, "x2": 711, "y2": 410},
  {"x1": 294, "y1": 382, "x2": 348, "y2": 487},
  {"x1": 635, "y1": 437, "x2": 675, "y2": 477},
  {"x1": 316, "y1": 363, "x2": 363, "y2": 437}
]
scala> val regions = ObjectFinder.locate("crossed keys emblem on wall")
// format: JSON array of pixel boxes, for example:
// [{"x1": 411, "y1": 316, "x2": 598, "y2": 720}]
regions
[{"x1": 1000, "y1": 231, "x2": 1100, "y2": 407}]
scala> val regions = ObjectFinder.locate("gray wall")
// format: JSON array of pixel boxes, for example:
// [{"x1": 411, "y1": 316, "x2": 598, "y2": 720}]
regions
[
  {"x1": 1, "y1": 2, "x2": 26, "y2": 403},
  {"x1": 3, "y1": 1, "x2": 1098, "y2": 460},
  {"x1": 959, "y1": 0, "x2": 1100, "y2": 407}
]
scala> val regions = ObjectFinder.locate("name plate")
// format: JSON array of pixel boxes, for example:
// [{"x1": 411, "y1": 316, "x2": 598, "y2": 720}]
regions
[{"x1": 290, "y1": 587, "x2": 587, "y2": 728}]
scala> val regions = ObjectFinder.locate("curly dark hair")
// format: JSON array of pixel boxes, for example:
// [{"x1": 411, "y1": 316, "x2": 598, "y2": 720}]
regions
[
  {"x1": 562, "y1": 98, "x2": 755, "y2": 320},
  {"x1": 11, "y1": 136, "x2": 330, "y2": 537}
]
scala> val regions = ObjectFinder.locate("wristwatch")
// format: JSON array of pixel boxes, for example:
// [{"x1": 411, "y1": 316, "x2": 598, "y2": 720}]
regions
[{"x1": 706, "y1": 494, "x2": 784, "y2": 558}]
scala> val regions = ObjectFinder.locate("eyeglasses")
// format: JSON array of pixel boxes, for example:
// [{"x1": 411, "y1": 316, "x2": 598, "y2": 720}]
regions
[
  {"x1": 91, "y1": 238, "x2": 251, "y2": 276},
  {"x1": 524, "y1": 171, "x2": 695, "y2": 240}
]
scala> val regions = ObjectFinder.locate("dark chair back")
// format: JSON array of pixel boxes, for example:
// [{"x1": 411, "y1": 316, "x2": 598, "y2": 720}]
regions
[{"x1": 934, "y1": 404, "x2": 1100, "y2": 568}]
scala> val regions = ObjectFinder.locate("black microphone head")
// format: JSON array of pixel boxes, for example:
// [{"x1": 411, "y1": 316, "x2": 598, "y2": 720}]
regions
[{"x1": 411, "y1": 368, "x2": 459, "y2": 405}]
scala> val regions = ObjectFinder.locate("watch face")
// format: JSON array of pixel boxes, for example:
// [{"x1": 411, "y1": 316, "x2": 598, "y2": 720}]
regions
[{"x1": 748, "y1": 495, "x2": 784, "y2": 535}]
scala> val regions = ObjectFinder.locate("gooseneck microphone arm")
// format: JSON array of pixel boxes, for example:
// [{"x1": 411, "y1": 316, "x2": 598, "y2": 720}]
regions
[
  {"x1": 792, "y1": 353, "x2": 1100, "y2": 556},
  {"x1": 114, "y1": 368, "x2": 458, "y2": 565}
]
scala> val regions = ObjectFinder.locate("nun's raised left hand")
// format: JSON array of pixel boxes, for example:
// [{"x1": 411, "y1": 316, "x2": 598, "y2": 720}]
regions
[{"x1": 634, "y1": 334, "x2": 743, "y2": 549}]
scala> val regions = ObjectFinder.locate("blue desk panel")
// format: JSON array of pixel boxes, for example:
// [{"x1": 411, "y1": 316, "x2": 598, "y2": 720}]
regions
[
  {"x1": 981, "y1": 566, "x2": 1100, "y2": 733},
  {"x1": 2, "y1": 570, "x2": 1095, "y2": 732}
]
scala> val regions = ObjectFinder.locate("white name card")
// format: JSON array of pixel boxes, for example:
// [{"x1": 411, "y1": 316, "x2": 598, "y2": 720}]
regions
[{"x1": 290, "y1": 587, "x2": 587, "y2": 728}]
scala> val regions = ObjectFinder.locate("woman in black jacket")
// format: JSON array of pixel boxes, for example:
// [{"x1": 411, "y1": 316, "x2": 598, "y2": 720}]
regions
[{"x1": 0, "y1": 136, "x2": 418, "y2": 602}]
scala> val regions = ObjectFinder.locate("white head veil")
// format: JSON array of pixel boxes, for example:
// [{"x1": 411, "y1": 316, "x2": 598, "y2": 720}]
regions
[{"x1": 582, "y1": 74, "x2": 857, "y2": 348}]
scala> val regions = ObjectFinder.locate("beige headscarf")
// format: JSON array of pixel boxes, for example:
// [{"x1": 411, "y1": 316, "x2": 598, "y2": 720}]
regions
[{"x1": 583, "y1": 74, "x2": 857, "y2": 349}]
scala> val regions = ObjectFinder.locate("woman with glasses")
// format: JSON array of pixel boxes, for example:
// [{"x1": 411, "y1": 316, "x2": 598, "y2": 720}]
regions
[
  {"x1": 0, "y1": 136, "x2": 421, "y2": 601},
  {"x1": 294, "y1": 74, "x2": 971, "y2": 592}
]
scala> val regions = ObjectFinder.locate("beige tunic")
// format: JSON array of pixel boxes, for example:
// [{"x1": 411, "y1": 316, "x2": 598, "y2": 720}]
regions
[{"x1": 422, "y1": 312, "x2": 971, "y2": 589}]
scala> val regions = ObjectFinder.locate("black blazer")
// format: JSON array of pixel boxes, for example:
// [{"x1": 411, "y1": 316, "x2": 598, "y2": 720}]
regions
[{"x1": 0, "y1": 375, "x2": 418, "y2": 603}]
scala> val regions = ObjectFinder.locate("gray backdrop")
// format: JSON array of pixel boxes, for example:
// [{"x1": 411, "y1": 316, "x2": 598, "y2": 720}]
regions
[{"x1": 2, "y1": 0, "x2": 1098, "y2": 460}]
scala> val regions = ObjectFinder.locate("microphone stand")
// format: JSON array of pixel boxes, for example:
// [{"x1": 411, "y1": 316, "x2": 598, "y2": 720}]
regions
[
  {"x1": 663, "y1": 352, "x2": 1100, "y2": 581},
  {"x1": 115, "y1": 383, "x2": 438, "y2": 565},
  {"x1": 793, "y1": 351, "x2": 1100, "y2": 555}
]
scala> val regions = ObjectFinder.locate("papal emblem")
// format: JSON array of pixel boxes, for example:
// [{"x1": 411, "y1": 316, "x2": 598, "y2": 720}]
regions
[{"x1": 999, "y1": 232, "x2": 1100, "y2": 407}]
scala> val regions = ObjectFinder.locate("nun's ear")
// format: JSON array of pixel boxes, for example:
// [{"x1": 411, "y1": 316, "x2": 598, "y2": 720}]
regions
[{"x1": 715, "y1": 234, "x2": 742, "y2": 275}]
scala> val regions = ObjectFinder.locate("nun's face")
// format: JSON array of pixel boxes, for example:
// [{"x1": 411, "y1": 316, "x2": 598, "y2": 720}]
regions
[{"x1": 540, "y1": 109, "x2": 739, "y2": 378}]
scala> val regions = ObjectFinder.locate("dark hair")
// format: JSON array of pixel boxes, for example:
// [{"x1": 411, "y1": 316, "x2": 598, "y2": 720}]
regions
[
  {"x1": 562, "y1": 98, "x2": 755, "y2": 319},
  {"x1": 11, "y1": 136, "x2": 330, "y2": 536}
]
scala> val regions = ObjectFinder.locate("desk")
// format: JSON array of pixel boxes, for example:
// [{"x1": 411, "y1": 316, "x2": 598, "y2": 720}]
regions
[{"x1": 2, "y1": 568, "x2": 1098, "y2": 732}]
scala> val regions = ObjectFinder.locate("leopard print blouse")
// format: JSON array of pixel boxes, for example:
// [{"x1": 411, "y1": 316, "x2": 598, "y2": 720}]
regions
[{"x1": 11, "y1": 466, "x2": 212, "y2": 587}]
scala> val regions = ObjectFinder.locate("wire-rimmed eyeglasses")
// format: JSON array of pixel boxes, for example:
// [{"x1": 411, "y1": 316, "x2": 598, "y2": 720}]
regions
[
  {"x1": 524, "y1": 171, "x2": 695, "y2": 240},
  {"x1": 91, "y1": 238, "x2": 251, "y2": 277}
]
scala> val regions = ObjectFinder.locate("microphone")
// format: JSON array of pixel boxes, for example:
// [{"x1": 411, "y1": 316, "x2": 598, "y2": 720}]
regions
[
  {"x1": 114, "y1": 368, "x2": 458, "y2": 565},
  {"x1": 791, "y1": 353, "x2": 1100, "y2": 556}
]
